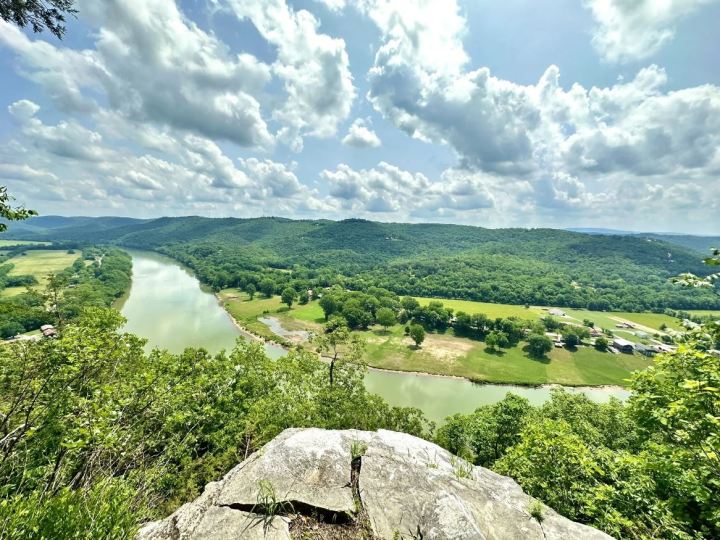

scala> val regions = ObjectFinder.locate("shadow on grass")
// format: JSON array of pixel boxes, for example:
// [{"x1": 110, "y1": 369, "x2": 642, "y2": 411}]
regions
[
  {"x1": 521, "y1": 345, "x2": 551, "y2": 364},
  {"x1": 483, "y1": 347, "x2": 506, "y2": 357}
]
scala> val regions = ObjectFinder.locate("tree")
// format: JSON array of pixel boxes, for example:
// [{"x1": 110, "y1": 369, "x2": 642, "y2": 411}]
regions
[
  {"x1": 298, "y1": 290, "x2": 309, "y2": 305},
  {"x1": 401, "y1": 296, "x2": 419, "y2": 311},
  {"x1": 563, "y1": 332, "x2": 580, "y2": 348},
  {"x1": 259, "y1": 278, "x2": 275, "y2": 298},
  {"x1": 281, "y1": 287, "x2": 296, "y2": 308},
  {"x1": 485, "y1": 330, "x2": 509, "y2": 352},
  {"x1": 526, "y1": 334, "x2": 552, "y2": 358},
  {"x1": 245, "y1": 283, "x2": 256, "y2": 300},
  {"x1": 594, "y1": 336, "x2": 609, "y2": 351},
  {"x1": 0, "y1": 0, "x2": 77, "y2": 39},
  {"x1": 313, "y1": 320, "x2": 364, "y2": 386},
  {"x1": 319, "y1": 295, "x2": 338, "y2": 321},
  {"x1": 0, "y1": 186, "x2": 37, "y2": 233},
  {"x1": 409, "y1": 324, "x2": 425, "y2": 348},
  {"x1": 376, "y1": 307, "x2": 396, "y2": 331}
]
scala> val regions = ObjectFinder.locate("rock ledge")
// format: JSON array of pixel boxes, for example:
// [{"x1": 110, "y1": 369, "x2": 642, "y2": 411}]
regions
[{"x1": 138, "y1": 428, "x2": 613, "y2": 539}]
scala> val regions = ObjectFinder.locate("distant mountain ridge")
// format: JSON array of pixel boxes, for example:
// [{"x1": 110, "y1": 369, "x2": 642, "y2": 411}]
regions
[
  {"x1": 3, "y1": 215, "x2": 719, "y2": 311},
  {"x1": 567, "y1": 227, "x2": 719, "y2": 254}
]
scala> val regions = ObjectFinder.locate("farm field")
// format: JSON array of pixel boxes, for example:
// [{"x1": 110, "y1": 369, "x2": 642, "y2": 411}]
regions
[
  {"x1": 218, "y1": 290, "x2": 657, "y2": 386},
  {"x1": 0, "y1": 239, "x2": 50, "y2": 247},
  {"x1": 1, "y1": 250, "x2": 80, "y2": 297}
]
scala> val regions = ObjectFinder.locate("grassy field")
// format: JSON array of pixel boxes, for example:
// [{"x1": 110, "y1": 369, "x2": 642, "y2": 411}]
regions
[
  {"x1": 0, "y1": 240, "x2": 50, "y2": 247},
  {"x1": 218, "y1": 290, "x2": 656, "y2": 386},
  {"x1": 1, "y1": 250, "x2": 80, "y2": 297}
]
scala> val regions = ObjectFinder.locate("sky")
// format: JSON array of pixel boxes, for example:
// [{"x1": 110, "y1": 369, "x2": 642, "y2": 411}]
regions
[{"x1": 0, "y1": 0, "x2": 719, "y2": 234}]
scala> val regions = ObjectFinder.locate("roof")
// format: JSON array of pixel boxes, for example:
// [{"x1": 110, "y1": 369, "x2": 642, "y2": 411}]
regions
[{"x1": 612, "y1": 337, "x2": 634, "y2": 348}]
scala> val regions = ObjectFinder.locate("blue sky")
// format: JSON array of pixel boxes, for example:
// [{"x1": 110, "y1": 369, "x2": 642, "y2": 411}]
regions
[{"x1": 1, "y1": 0, "x2": 719, "y2": 233}]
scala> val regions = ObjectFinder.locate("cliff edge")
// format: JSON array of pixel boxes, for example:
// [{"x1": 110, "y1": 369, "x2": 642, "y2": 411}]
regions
[{"x1": 138, "y1": 428, "x2": 613, "y2": 539}]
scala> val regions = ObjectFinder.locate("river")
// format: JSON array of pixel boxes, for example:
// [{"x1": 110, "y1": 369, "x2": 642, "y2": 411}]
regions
[{"x1": 120, "y1": 250, "x2": 630, "y2": 423}]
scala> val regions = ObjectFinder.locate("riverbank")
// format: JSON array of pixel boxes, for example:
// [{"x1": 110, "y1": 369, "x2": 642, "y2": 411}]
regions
[{"x1": 217, "y1": 288, "x2": 649, "y2": 388}]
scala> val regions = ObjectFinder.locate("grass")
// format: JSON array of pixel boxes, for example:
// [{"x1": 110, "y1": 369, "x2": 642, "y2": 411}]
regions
[
  {"x1": 1, "y1": 250, "x2": 80, "y2": 297},
  {"x1": 0, "y1": 240, "x2": 50, "y2": 247},
  {"x1": 217, "y1": 290, "x2": 668, "y2": 386},
  {"x1": 416, "y1": 297, "x2": 543, "y2": 320}
]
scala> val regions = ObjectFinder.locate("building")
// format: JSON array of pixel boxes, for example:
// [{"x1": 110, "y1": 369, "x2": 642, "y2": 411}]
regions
[
  {"x1": 548, "y1": 308, "x2": 566, "y2": 317},
  {"x1": 612, "y1": 337, "x2": 635, "y2": 353},
  {"x1": 635, "y1": 344, "x2": 657, "y2": 357},
  {"x1": 41, "y1": 324, "x2": 58, "y2": 339}
]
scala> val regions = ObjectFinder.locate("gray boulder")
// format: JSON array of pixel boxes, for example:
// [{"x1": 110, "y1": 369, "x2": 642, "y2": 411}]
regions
[{"x1": 137, "y1": 428, "x2": 613, "y2": 540}]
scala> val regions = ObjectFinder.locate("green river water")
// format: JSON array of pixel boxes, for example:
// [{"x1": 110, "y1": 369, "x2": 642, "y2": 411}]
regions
[{"x1": 120, "y1": 250, "x2": 629, "y2": 423}]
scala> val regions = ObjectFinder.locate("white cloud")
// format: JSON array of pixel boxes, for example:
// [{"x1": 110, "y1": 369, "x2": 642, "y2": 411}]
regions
[
  {"x1": 585, "y1": 0, "x2": 717, "y2": 63},
  {"x1": 221, "y1": 0, "x2": 355, "y2": 151},
  {"x1": 342, "y1": 118, "x2": 381, "y2": 148},
  {"x1": 320, "y1": 162, "x2": 496, "y2": 217},
  {"x1": 1, "y1": 0, "x2": 274, "y2": 148}
]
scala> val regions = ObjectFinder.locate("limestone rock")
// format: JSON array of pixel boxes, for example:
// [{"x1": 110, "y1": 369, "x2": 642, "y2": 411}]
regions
[
  {"x1": 216, "y1": 428, "x2": 372, "y2": 515},
  {"x1": 137, "y1": 428, "x2": 614, "y2": 540}
]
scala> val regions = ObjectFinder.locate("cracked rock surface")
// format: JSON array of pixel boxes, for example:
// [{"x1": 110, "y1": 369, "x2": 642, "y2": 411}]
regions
[{"x1": 137, "y1": 428, "x2": 613, "y2": 540}]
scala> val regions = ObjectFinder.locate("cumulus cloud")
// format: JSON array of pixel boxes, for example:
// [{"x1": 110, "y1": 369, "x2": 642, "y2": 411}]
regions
[
  {"x1": 0, "y1": 0, "x2": 274, "y2": 148},
  {"x1": 357, "y1": 0, "x2": 720, "y2": 188},
  {"x1": 221, "y1": 0, "x2": 355, "y2": 151},
  {"x1": 320, "y1": 162, "x2": 496, "y2": 217},
  {"x1": 342, "y1": 119, "x2": 381, "y2": 148},
  {"x1": 585, "y1": 0, "x2": 717, "y2": 63}
]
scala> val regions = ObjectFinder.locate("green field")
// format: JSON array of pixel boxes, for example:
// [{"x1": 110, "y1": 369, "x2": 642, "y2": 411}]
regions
[
  {"x1": 0, "y1": 240, "x2": 51, "y2": 247},
  {"x1": 1, "y1": 250, "x2": 80, "y2": 297},
  {"x1": 218, "y1": 290, "x2": 657, "y2": 386}
]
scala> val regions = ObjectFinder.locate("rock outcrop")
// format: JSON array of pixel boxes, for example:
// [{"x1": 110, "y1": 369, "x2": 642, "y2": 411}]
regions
[{"x1": 138, "y1": 428, "x2": 613, "y2": 540}]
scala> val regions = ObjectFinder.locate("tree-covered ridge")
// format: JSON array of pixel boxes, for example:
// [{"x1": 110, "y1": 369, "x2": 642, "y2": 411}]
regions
[{"x1": 6, "y1": 216, "x2": 719, "y2": 311}]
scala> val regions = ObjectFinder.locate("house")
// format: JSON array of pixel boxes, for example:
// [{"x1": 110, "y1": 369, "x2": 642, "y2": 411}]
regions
[
  {"x1": 589, "y1": 327, "x2": 603, "y2": 337},
  {"x1": 612, "y1": 337, "x2": 635, "y2": 353}
]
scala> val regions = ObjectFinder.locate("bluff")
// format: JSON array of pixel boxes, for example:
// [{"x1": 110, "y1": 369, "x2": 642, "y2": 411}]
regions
[{"x1": 138, "y1": 428, "x2": 612, "y2": 539}]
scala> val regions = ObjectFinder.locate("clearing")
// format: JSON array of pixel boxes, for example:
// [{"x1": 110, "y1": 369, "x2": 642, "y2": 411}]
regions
[
  {"x1": 1, "y1": 250, "x2": 80, "y2": 297},
  {"x1": 218, "y1": 290, "x2": 665, "y2": 386}
]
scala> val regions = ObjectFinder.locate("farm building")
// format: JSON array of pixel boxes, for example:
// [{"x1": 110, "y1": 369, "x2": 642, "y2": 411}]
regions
[
  {"x1": 635, "y1": 344, "x2": 657, "y2": 357},
  {"x1": 612, "y1": 337, "x2": 635, "y2": 353}
]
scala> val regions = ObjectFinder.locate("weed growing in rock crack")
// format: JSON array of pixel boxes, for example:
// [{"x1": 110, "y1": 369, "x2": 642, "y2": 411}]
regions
[
  {"x1": 254, "y1": 479, "x2": 293, "y2": 531},
  {"x1": 529, "y1": 500, "x2": 545, "y2": 523},
  {"x1": 350, "y1": 440, "x2": 368, "y2": 460},
  {"x1": 450, "y1": 456, "x2": 473, "y2": 479}
]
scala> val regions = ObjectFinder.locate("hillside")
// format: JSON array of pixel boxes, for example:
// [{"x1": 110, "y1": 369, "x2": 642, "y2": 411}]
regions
[{"x1": 5, "y1": 216, "x2": 719, "y2": 310}]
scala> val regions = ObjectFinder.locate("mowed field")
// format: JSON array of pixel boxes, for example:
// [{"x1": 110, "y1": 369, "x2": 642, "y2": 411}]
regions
[
  {"x1": 218, "y1": 290, "x2": 664, "y2": 386},
  {"x1": 1, "y1": 250, "x2": 80, "y2": 297},
  {"x1": 0, "y1": 240, "x2": 50, "y2": 247}
]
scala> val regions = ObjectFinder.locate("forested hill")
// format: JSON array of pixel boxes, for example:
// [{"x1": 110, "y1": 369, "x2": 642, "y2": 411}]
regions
[{"x1": 6, "y1": 215, "x2": 720, "y2": 311}]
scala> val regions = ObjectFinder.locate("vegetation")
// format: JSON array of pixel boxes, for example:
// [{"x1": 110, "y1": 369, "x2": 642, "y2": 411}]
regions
[
  {"x1": 0, "y1": 0, "x2": 77, "y2": 39},
  {"x1": 0, "y1": 247, "x2": 131, "y2": 338},
  {"x1": 438, "y1": 329, "x2": 720, "y2": 538},
  {"x1": 0, "y1": 308, "x2": 428, "y2": 538},
  {"x1": 7, "y1": 216, "x2": 720, "y2": 312},
  {"x1": 0, "y1": 186, "x2": 36, "y2": 233}
]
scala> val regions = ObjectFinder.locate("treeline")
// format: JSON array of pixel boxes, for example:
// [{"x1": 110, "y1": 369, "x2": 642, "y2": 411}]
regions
[
  {"x1": 0, "y1": 247, "x2": 131, "y2": 338},
  {"x1": 7, "y1": 216, "x2": 720, "y2": 312},
  {"x1": 0, "y1": 308, "x2": 429, "y2": 538}
]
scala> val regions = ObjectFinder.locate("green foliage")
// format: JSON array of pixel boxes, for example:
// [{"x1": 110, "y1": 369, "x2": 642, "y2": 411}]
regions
[
  {"x1": 0, "y1": 308, "x2": 430, "y2": 537},
  {"x1": 594, "y1": 336, "x2": 609, "y2": 351},
  {"x1": 0, "y1": 186, "x2": 36, "y2": 233},
  {"x1": 376, "y1": 306, "x2": 396, "y2": 330},
  {"x1": 10, "y1": 216, "x2": 719, "y2": 311},
  {"x1": 280, "y1": 286, "x2": 296, "y2": 308},
  {"x1": 409, "y1": 324, "x2": 425, "y2": 348},
  {"x1": 526, "y1": 334, "x2": 552, "y2": 358}
]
